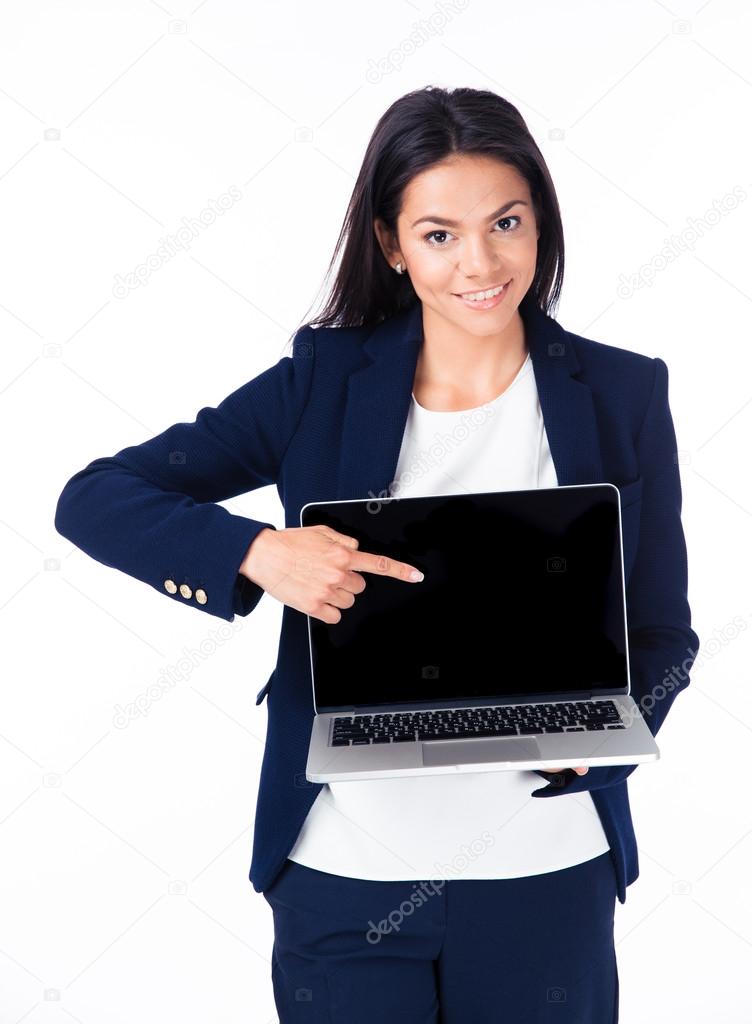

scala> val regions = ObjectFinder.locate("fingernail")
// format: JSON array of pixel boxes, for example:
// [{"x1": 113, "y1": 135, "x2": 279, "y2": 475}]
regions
[{"x1": 410, "y1": 570, "x2": 424, "y2": 581}]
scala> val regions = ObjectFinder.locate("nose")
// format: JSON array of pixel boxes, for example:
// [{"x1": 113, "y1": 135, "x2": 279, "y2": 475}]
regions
[{"x1": 457, "y1": 233, "x2": 503, "y2": 280}]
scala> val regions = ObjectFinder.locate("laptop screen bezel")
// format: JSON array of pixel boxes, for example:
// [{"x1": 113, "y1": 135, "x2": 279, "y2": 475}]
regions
[{"x1": 299, "y1": 483, "x2": 632, "y2": 715}]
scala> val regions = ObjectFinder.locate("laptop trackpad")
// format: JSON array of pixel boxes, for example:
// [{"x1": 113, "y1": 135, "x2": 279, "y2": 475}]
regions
[{"x1": 422, "y1": 737, "x2": 541, "y2": 767}]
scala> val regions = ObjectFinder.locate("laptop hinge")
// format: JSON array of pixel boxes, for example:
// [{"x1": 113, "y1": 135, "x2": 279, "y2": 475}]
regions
[{"x1": 315, "y1": 690, "x2": 631, "y2": 716}]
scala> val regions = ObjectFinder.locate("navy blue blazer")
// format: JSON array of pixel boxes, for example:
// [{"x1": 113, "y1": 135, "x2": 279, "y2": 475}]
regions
[{"x1": 54, "y1": 289, "x2": 699, "y2": 904}]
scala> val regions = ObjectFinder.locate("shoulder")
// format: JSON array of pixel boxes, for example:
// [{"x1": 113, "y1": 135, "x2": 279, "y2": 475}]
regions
[
  {"x1": 289, "y1": 320, "x2": 357, "y2": 351},
  {"x1": 558, "y1": 318, "x2": 667, "y2": 408},
  {"x1": 561, "y1": 320, "x2": 657, "y2": 377},
  {"x1": 289, "y1": 318, "x2": 379, "y2": 371},
  {"x1": 546, "y1": 316, "x2": 676, "y2": 445}
]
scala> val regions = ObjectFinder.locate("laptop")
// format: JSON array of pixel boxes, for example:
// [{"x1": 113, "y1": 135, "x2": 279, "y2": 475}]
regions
[{"x1": 300, "y1": 484, "x2": 660, "y2": 783}]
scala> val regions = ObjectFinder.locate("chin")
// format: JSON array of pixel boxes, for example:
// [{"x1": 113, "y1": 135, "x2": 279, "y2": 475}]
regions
[{"x1": 452, "y1": 304, "x2": 513, "y2": 330}]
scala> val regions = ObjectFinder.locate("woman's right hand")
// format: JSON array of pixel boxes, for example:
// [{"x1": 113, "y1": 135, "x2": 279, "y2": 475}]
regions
[{"x1": 238, "y1": 525, "x2": 425, "y2": 623}]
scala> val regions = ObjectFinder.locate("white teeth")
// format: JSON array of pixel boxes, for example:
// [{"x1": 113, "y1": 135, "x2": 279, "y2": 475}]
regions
[{"x1": 460, "y1": 283, "x2": 506, "y2": 301}]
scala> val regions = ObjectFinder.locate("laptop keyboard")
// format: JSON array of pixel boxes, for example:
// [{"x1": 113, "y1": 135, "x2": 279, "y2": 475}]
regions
[{"x1": 330, "y1": 700, "x2": 625, "y2": 746}]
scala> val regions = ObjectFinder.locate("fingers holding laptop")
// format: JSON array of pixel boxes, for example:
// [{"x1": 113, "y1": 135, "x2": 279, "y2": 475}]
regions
[
  {"x1": 541, "y1": 766, "x2": 589, "y2": 775},
  {"x1": 239, "y1": 524, "x2": 424, "y2": 623}
]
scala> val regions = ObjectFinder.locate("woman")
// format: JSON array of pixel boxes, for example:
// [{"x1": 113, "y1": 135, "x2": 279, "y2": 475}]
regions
[{"x1": 55, "y1": 86, "x2": 699, "y2": 1022}]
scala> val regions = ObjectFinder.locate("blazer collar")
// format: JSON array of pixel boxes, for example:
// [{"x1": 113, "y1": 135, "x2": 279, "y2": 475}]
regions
[{"x1": 335, "y1": 290, "x2": 604, "y2": 502}]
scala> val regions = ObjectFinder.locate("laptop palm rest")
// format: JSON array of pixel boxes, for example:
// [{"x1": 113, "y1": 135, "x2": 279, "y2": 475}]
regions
[{"x1": 422, "y1": 737, "x2": 541, "y2": 766}]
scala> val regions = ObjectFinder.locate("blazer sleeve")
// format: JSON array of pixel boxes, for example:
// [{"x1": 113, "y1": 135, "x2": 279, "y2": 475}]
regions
[
  {"x1": 54, "y1": 325, "x2": 316, "y2": 623},
  {"x1": 532, "y1": 355, "x2": 701, "y2": 798}
]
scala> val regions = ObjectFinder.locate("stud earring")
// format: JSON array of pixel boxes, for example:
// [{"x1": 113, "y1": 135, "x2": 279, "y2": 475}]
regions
[{"x1": 394, "y1": 261, "x2": 404, "y2": 274}]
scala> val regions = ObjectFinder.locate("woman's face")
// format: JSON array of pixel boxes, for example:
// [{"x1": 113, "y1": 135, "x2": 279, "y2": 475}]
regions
[{"x1": 375, "y1": 154, "x2": 540, "y2": 338}]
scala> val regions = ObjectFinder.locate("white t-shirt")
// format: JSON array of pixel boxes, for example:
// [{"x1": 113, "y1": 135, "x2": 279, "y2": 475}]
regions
[{"x1": 287, "y1": 351, "x2": 610, "y2": 880}]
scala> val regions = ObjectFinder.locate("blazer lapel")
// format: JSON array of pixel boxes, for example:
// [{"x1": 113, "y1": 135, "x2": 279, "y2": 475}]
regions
[{"x1": 335, "y1": 291, "x2": 605, "y2": 502}]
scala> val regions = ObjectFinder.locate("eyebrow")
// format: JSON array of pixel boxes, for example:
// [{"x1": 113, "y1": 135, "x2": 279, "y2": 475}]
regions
[{"x1": 410, "y1": 199, "x2": 529, "y2": 229}]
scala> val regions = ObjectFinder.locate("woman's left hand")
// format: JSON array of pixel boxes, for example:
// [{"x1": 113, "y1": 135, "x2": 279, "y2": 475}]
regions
[{"x1": 541, "y1": 766, "x2": 589, "y2": 776}]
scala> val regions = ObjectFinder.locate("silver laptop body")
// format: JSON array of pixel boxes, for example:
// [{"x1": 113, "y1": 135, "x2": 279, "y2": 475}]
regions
[{"x1": 301, "y1": 484, "x2": 659, "y2": 783}]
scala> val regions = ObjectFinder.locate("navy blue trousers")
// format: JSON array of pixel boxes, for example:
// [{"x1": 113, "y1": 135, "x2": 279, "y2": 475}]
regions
[{"x1": 262, "y1": 851, "x2": 619, "y2": 1022}]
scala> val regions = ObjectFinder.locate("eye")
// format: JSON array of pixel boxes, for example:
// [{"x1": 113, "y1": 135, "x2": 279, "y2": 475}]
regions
[
  {"x1": 494, "y1": 215, "x2": 522, "y2": 233},
  {"x1": 423, "y1": 228, "x2": 453, "y2": 247},
  {"x1": 423, "y1": 216, "x2": 522, "y2": 247}
]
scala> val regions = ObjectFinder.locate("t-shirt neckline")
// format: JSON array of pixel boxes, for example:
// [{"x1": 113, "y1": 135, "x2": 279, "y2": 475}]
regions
[{"x1": 411, "y1": 351, "x2": 532, "y2": 415}]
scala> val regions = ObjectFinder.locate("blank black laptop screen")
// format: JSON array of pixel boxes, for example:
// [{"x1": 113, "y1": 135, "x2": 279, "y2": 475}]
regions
[{"x1": 300, "y1": 485, "x2": 629, "y2": 712}]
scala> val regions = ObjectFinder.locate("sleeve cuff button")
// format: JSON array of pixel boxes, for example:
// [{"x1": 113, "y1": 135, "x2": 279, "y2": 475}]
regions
[
  {"x1": 179, "y1": 583, "x2": 193, "y2": 599},
  {"x1": 195, "y1": 589, "x2": 207, "y2": 604},
  {"x1": 164, "y1": 579, "x2": 177, "y2": 594}
]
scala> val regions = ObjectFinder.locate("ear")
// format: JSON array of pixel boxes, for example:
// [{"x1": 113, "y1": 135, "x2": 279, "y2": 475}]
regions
[{"x1": 374, "y1": 217, "x2": 400, "y2": 268}]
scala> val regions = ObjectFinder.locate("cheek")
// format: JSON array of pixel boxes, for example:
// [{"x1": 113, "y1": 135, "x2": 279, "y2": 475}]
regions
[
  {"x1": 520, "y1": 234, "x2": 540, "y2": 265},
  {"x1": 503, "y1": 235, "x2": 537, "y2": 264},
  {"x1": 409, "y1": 249, "x2": 453, "y2": 288}
]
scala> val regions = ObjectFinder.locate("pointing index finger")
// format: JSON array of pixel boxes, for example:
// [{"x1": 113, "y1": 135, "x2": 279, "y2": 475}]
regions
[{"x1": 355, "y1": 550, "x2": 424, "y2": 583}]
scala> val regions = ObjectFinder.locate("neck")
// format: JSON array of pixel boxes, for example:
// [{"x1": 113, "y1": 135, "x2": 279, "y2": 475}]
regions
[{"x1": 416, "y1": 303, "x2": 528, "y2": 392}]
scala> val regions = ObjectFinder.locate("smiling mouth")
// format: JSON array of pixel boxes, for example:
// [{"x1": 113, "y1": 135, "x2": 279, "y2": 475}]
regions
[
  {"x1": 452, "y1": 280, "x2": 511, "y2": 305},
  {"x1": 453, "y1": 279, "x2": 510, "y2": 297}
]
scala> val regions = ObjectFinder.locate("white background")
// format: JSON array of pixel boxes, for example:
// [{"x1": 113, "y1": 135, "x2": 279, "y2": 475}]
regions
[{"x1": 2, "y1": 0, "x2": 751, "y2": 1020}]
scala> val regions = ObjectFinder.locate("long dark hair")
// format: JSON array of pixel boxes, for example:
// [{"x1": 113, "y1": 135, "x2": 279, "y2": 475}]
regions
[{"x1": 298, "y1": 85, "x2": 565, "y2": 334}]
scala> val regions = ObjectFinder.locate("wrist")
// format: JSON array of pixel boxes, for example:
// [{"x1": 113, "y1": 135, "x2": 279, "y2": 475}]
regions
[{"x1": 240, "y1": 527, "x2": 274, "y2": 585}]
